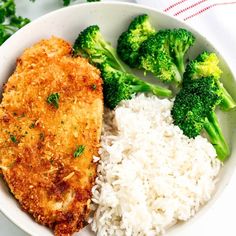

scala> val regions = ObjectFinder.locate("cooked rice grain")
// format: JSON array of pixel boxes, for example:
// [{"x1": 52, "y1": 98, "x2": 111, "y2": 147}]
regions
[{"x1": 91, "y1": 94, "x2": 221, "y2": 236}]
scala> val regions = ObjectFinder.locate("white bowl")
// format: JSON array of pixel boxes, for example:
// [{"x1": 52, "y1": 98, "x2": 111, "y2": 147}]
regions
[{"x1": 0, "y1": 2, "x2": 236, "y2": 236}]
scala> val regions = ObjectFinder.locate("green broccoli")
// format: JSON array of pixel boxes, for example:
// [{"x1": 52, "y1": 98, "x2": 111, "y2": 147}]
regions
[
  {"x1": 117, "y1": 13, "x2": 195, "y2": 84},
  {"x1": 73, "y1": 25, "x2": 172, "y2": 109},
  {"x1": 117, "y1": 14, "x2": 156, "y2": 68},
  {"x1": 184, "y1": 52, "x2": 236, "y2": 111},
  {"x1": 138, "y1": 28, "x2": 195, "y2": 84},
  {"x1": 171, "y1": 77, "x2": 230, "y2": 161},
  {"x1": 138, "y1": 32, "x2": 181, "y2": 83},
  {"x1": 73, "y1": 25, "x2": 126, "y2": 72},
  {"x1": 168, "y1": 28, "x2": 196, "y2": 75},
  {"x1": 101, "y1": 63, "x2": 172, "y2": 109}
]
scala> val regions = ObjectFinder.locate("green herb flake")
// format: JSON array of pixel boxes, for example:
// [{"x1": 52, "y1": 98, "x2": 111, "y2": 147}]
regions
[
  {"x1": 10, "y1": 134, "x2": 17, "y2": 143},
  {"x1": 47, "y1": 93, "x2": 60, "y2": 109},
  {"x1": 49, "y1": 159, "x2": 54, "y2": 164},
  {"x1": 29, "y1": 122, "x2": 35, "y2": 129},
  {"x1": 91, "y1": 84, "x2": 97, "y2": 90},
  {"x1": 39, "y1": 132, "x2": 45, "y2": 141},
  {"x1": 73, "y1": 145, "x2": 85, "y2": 158}
]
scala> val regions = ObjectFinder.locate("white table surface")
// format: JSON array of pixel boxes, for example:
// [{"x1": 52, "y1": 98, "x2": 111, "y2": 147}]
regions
[{"x1": 1, "y1": 1, "x2": 236, "y2": 236}]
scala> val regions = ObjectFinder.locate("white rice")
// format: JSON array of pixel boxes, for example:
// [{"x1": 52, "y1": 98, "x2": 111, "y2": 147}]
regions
[{"x1": 90, "y1": 94, "x2": 221, "y2": 236}]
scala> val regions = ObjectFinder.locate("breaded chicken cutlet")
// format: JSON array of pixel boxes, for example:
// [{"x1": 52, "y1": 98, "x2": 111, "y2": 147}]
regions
[{"x1": 0, "y1": 37, "x2": 103, "y2": 235}]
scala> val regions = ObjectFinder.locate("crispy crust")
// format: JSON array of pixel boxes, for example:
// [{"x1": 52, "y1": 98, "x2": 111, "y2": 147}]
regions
[{"x1": 0, "y1": 37, "x2": 103, "y2": 236}]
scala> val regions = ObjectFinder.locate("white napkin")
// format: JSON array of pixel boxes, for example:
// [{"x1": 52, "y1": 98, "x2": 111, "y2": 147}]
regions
[{"x1": 136, "y1": 0, "x2": 236, "y2": 75}]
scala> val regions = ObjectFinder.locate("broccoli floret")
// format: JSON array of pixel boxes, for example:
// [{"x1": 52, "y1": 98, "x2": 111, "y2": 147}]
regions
[
  {"x1": 168, "y1": 28, "x2": 195, "y2": 75},
  {"x1": 73, "y1": 25, "x2": 172, "y2": 108},
  {"x1": 139, "y1": 29, "x2": 195, "y2": 84},
  {"x1": 184, "y1": 52, "x2": 236, "y2": 111},
  {"x1": 101, "y1": 63, "x2": 172, "y2": 109},
  {"x1": 117, "y1": 14, "x2": 156, "y2": 68},
  {"x1": 139, "y1": 33, "x2": 181, "y2": 83},
  {"x1": 183, "y1": 76, "x2": 222, "y2": 109},
  {"x1": 171, "y1": 77, "x2": 230, "y2": 161},
  {"x1": 184, "y1": 51, "x2": 222, "y2": 80},
  {"x1": 117, "y1": 14, "x2": 195, "y2": 84},
  {"x1": 73, "y1": 25, "x2": 125, "y2": 72},
  {"x1": 171, "y1": 92, "x2": 205, "y2": 138}
]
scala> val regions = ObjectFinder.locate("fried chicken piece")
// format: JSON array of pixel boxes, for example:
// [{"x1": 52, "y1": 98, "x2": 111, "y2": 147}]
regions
[{"x1": 0, "y1": 37, "x2": 103, "y2": 236}]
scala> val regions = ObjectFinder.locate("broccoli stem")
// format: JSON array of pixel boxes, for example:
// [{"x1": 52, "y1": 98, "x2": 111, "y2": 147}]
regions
[
  {"x1": 131, "y1": 79, "x2": 172, "y2": 97},
  {"x1": 99, "y1": 39, "x2": 126, "y2": 72},
  {"x1": 204, "y1": 112, "x2": 230, "y2": 161},
  {"x1": 149, "y1": 84, "x2": 172, "y2": 97},
  {"x1": 2, "y1": 0, "x2": 14, "y2": 10},
  {"x1": 2, "y1": 25, "x2": 17, "y2": 33},
  {"x1": 172, "y1": 64, "x2": 182, "y2": 84},
  {"x1": 218, "y1": 85, "x2": 236, "y2": 111},
  {"x1": 175, "y1": 53, "x2": 185, "y2": 76}
]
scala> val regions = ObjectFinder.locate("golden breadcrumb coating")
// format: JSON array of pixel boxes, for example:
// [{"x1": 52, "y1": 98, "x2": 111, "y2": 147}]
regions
[{"x1": 0, "y1": 37, "x2": 103, "y2": 236}]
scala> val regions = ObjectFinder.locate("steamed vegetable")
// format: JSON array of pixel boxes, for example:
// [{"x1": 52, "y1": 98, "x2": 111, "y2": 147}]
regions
[
  {"x1": 172, "y1": 76, "x2": 230, "y2": 161},
  {"x1": 117, "y1": 14, "x2": 156, "y2": 68},
  {"x1": 101, "y1": 62, "x2": 172, "y2": 109},
  {"x1": 73, "y1": 25, "x2": 126, "y2": 72},
  {"x1": 184, "y1": 51, "x2": 236, "y2": 111},
  {"x1": 139, "y1": 29, "x2": 195, "y2": 84},
  {"x1": 117, "y1": 14, "x2": 195, "y2": 84},
  {"x1": 171, "y1": 51, "x2": 234, "y2": 162},
  {"x1": 73, "y1": 25, "x2": 172, "y2": 109}
]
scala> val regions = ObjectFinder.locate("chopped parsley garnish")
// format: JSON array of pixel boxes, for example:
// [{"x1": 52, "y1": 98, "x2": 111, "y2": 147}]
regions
[
  {"x1": 73, "y1": 145, "x2": 85, "y2": 158},
  {"x1": 29, "y1": 122, "x2": 35, "y2": 129},
  {"x1": 91, "y1": 84, "x2": 97, "y2": 90},
  {"x1": 10, "y1": 134, "x2": 17, "y2": 143},
  {"x1": 0, "y1": 0, "x2": 30, "y2": 45},
  {"x1": 47, "y1": 93, "x2": 60, "y2": 109},
  {"x1": 39, "y1": 132, "x2": 45, "y2": 141}
]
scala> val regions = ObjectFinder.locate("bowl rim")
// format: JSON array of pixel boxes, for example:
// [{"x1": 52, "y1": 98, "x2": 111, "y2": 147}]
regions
[{"x1": 0, "y1": 2, "x2": 235, "y2": 236}]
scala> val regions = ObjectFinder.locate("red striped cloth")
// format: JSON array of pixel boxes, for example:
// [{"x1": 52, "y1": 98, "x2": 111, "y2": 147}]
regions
[{"x1": 137, "y1": 0, "x2": 236, "y2": 21}]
